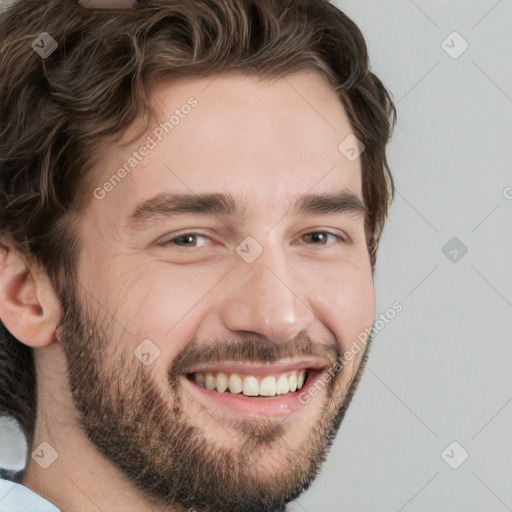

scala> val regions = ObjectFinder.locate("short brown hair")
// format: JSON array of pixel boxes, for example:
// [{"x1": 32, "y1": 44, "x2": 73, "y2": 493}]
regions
[{"x1": 0, "y1": 0, "x2": 396, "y2": 448}]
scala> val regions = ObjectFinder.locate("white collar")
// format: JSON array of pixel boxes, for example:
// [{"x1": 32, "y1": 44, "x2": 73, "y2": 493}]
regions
[{"x1": 0, "y1": 477, "x2": 61, "y2": 512}]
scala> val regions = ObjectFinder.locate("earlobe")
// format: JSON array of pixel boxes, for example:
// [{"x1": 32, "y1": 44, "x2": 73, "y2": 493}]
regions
[{"x1": 0, "y1": 245, "x2": 60, "y2": 348}]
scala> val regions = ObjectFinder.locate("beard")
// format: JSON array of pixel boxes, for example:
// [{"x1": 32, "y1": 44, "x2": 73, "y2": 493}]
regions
[{"x1": 56, "y1": 284, "x2": 373, "y2": 512}]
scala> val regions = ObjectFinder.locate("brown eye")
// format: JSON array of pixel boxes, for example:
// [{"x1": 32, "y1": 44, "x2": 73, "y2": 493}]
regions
[
  {"x1": 158, "y1": 233, "x2": 210, "y2": 248},
  {"x1": 302, "y1": 231, "x2": 345, "y2": 246}
]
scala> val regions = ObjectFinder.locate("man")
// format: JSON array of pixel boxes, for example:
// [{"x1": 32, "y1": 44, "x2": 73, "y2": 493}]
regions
[{"x1": 0, "y1": 0, "x2": 396, "y2": 510}]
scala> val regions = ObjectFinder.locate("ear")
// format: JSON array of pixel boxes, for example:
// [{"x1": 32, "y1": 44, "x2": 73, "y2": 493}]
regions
[{"x1": 0, "y1": 244, "x2": 60, "y2": 348}]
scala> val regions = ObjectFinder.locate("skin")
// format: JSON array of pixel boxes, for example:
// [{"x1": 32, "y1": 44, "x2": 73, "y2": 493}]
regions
[{"x1": 0, "y1": 70, "x2": 376, "y2": 511}]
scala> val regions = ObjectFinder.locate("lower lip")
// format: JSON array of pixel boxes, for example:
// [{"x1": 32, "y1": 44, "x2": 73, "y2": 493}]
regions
[{"x1": 182, "y1": 370, "x2": 323, "y2": 417}]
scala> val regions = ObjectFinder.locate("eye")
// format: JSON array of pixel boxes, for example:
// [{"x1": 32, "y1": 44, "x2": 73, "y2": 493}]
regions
[
  {"x1": 301, "y1": 231, "x2": 348, "y2": 246},
  {"x1": 157, "y1": 232, "x2": 211, "y2": 248},
  {"x1": 156, "y1": 230, "x2": 348, "y2": 250}
]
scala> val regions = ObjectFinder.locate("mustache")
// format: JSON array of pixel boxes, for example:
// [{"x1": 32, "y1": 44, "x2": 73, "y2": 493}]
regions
[{"x1": 170, "y1": 333, "x2": 340, "y2": 377}]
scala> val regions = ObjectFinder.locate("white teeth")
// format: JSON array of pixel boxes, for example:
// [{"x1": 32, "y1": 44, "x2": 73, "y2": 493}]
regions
[
  {"x1": 297, "y1": 371, "x2": 305, "y2": 389},
  {"x1": 216, "y1": 372, "x2": 228, "y2": 393},
  {"x1": 205, "y1": 373, "x2": 216, "y2": 391},
  {"x1": 228, "y1": 373, "x2": 243, "y2": 394},
  {"x1": 259, "y1": 376, "x2": 277, "y2": 396},
  {"x1": 288, "y1": 373, "x2": 297, "y2": 392},
  {"x1": 276, "y1": 374, "x2": 289, "y2": 395},
  {"x1": 242, "y1": 376, "x2": 259, "y2": 396},
  {"x1": 192, "y1": 369, "x2": 308, "y2": 397}
]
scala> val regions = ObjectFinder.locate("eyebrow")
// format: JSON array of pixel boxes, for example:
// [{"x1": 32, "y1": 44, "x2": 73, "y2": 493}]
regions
[{"x1": 126, "y1": 190, "x2": 367, "y2": 231}]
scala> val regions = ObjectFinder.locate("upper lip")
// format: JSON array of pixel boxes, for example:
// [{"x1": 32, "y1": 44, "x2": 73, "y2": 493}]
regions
[{"x1": 185, "y1": 358, "x2": 332, "y2": 376}]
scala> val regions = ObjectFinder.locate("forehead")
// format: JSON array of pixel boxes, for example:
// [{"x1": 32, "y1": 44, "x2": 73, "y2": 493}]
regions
[{"x1": 90, "y1": 70, "x2": 363, "y2": 225}]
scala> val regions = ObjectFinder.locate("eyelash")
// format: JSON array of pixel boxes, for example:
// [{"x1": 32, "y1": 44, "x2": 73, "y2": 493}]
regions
[{"x1": 157, "y1": 230, "x2": 349, "y2": 249}]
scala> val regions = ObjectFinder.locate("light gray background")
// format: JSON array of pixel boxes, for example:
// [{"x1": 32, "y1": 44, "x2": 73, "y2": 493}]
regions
[{"x1": 1, "y1": 0, "x2": 512, "y2": 511}]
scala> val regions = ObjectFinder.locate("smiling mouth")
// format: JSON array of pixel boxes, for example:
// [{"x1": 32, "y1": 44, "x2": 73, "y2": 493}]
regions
[{"x1": 186, "y1": 369, "x2": 311, "y2": 398}]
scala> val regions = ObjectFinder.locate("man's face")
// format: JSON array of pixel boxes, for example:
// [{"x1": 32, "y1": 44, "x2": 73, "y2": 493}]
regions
[{"x1": 60, "y1": 71, "x2": 376, "y2": 511}]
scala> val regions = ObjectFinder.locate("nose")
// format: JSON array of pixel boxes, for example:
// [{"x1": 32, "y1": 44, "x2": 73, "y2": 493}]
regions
[{"x1": 219, "y1": 240, "x2": 316, "y2": 343}]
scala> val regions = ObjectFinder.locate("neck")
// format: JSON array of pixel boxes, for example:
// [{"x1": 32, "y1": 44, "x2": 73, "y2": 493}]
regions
[
  {"x1": 22, "y1": 346, "x2": 187, "y2": 512},
  {"x1": 22, "y1": 421, "x2": 187, "y2": 512}
]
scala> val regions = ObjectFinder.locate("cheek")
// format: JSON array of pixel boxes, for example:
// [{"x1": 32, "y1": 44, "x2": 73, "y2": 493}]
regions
[
  {"x1": 310, "y1": 262, "x2": 376, "y2": 354},
  {"x1": 103, "y1": 262, "x2": 224, "y2": 354}
]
